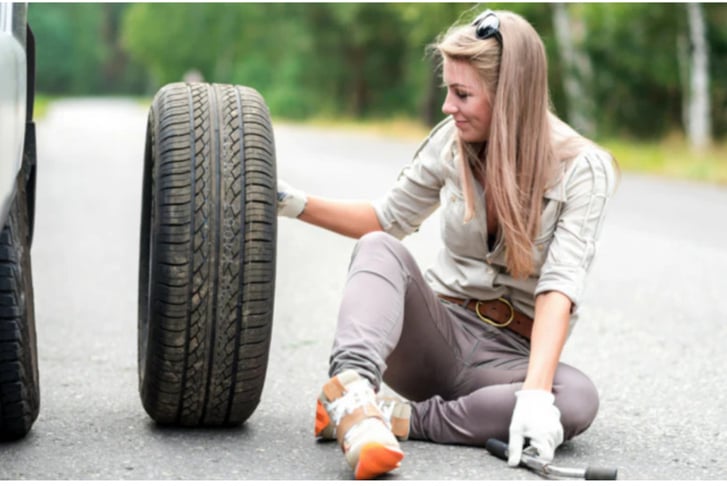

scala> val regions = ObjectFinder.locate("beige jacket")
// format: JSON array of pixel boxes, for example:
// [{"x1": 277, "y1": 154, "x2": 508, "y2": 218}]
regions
[{"x1": 373, "y1": 117, "x2": 617, "y2": 329}]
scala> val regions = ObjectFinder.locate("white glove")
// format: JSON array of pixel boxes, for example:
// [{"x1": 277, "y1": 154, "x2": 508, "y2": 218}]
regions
[
  {"x1": 277, "y1": 179, "x2": 307, "y2": 218},
  {"x1": 507, "y1": 389, "x2": 564, "y2": 467}
]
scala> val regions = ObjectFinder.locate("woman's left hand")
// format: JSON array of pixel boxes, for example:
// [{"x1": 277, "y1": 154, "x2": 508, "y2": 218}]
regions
[{"x1": 507, "y1": 389, "x2": 564, "y2": 466}]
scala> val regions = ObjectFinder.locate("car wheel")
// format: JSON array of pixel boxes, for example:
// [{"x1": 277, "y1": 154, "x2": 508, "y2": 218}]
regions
[
  {"x1": 138, "y1": 82, "x2": 277, "y2": 426},
  {"x1": 0, "y1": 169, "x2": 40, "y2": 439}
]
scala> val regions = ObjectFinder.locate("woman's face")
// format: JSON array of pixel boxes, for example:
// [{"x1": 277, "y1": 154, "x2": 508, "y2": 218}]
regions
[{"x1": 441, "y1": 58, "x2": 493, "y2": 143}]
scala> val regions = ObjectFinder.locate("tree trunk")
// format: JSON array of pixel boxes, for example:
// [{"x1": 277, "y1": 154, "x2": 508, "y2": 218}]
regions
[
  {"x1": 348, "y1": 46, "x2": 368, "y2": 117},
  {"x1": 686, "y1": 3, "x2": 712, "y2": 150},
  {"x1": 552, "y1": 4, "x2": 595, "y2": 137},
  {"x1": 676, "y1": 33, "x2": 690, "y2": 133},
  {"x1": 421, "y1": 57, "x2": 441, "y2": 127}
]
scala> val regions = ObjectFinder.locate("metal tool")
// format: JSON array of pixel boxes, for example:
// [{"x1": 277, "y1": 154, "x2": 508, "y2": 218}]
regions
[{"x1": 485, "y1": 438, "x2": 618, "y2": 480}]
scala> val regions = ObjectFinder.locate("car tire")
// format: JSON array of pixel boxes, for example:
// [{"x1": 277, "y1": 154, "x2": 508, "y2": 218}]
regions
[
  {"x1": 0, "y1": 169, "x2": 40, "y2": 440},
  {"x1": 138, "y1": 82, "x2": 277, "y2": 426}
]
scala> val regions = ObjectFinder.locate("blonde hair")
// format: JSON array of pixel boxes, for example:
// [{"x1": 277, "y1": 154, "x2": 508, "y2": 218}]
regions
[{"x1": 434, "y1": 11, "x2": 593, "y2": 279}]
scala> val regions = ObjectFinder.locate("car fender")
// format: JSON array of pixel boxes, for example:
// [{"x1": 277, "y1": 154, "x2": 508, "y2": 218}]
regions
[{"x1": 0, "y1": 2, "x2": 27, "y2": 226}]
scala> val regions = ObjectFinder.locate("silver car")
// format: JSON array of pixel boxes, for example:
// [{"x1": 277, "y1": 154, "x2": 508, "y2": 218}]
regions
[{"x1": 0, "y1": 1, "x2": 39, "y2": 440}]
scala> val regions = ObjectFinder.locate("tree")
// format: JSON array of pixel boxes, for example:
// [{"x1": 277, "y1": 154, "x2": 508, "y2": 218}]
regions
[
  {"x1": 296, "y1": 4, "x2": 410, "y2": 118},
  {"x1": 30, "y1": 4, "x2": 109, "y2": 94},
  {"x1": 551, "y1": 3, "x2": 596, "y2": 137},
  {"x1": 685, "y1": 3, "x2": 712, "y2": 150},
  {"x1": 394, "y1": 3, "x2": 476, "y2": 125},
  {"x1": 34, "y1": 2, "x2": 722, "y2": 138}
]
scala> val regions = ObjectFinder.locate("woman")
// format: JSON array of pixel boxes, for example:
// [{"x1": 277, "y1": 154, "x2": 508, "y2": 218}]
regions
[{"x1": 277, "y1": 9, "x2": 617, "y2": 480}]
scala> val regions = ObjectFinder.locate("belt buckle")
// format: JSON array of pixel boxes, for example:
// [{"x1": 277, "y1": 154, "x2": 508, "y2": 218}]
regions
[{"x1": 475, "y1": 297, "x2": 514, "y2": 328}]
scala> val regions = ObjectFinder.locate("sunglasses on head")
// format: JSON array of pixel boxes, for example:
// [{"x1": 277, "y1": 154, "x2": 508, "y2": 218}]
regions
[{"x1": 472, "y1": 10, "x2": 502, "y2": 45}]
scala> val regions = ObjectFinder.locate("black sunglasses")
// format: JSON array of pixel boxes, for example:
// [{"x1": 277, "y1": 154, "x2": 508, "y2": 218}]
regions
[{"x1": 472, "y1": 10, "x2": 502, "y2": 45}]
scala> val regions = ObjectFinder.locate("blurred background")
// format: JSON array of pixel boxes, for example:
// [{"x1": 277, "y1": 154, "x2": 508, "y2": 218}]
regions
[{"x1": 28, "y1": 2, "x2": 727, "y2": 183}]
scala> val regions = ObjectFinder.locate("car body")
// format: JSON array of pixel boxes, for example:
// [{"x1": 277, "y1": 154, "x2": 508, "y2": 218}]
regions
[
  {"x1": 0, "y1": 1, "x2": 39, "y2": 440},
  {"x1": 0, "y1": 2, "x2": 30, "y2": 226}
]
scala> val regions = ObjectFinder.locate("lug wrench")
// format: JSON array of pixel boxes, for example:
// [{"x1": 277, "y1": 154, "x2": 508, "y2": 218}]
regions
[{"x1": 485, "y1": 438, "x2": 618, "y2": 480}]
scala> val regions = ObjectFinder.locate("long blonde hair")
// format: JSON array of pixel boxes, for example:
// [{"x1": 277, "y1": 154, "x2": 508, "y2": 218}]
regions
[{"x1": 434, "y1": 11, "x2": 591, "y2": 279}]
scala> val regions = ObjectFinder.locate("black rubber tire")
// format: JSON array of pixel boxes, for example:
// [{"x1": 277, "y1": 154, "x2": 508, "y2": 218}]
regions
[
  {"x1": 0, "y1": 169, "x2": 40, "y2": 440},
  {"x1": 138, "y1": 82, "x2": 277, "y2": 426}
]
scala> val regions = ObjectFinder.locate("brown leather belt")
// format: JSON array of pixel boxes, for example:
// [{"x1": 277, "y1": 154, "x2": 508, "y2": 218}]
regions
[{"x1": 438, "y1": 294, "x2": 533, "y2": 340}]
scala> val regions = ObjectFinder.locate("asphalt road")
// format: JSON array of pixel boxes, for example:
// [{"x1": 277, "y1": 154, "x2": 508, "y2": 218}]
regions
[{"x1": 0, "y1": 98, "x2": 725, "y2": 480}]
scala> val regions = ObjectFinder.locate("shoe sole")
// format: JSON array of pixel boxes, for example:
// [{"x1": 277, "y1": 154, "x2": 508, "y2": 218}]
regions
[
  {"x1": 354, "y1": 442, "x2": 404, "y2": 480},
  {"x1": 315, "y1": 399, "x2": 335, "y2": 439}
]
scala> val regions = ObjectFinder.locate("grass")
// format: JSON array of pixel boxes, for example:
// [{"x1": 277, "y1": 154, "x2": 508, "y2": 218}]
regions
[
  {"x1": 603, "y1": 133, "x2": 727, "y2": 186},
  {"x1": 32, "y1": 93, "x2": 53, "y2": 120}
]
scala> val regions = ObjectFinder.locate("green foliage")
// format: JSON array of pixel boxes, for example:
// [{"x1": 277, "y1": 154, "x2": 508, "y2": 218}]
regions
[
  {"x1": 606, "y1": 135, "x2": 727, "y2": 185},
  {"x1": 27, "y1": 3, "x2": 727, "y2": 140},
  {"x1": 30, "y1": 3, "x2": 105, "y2": 94},
  {"x1": 29, "y1": 3, "x2": 146, "y2": 95},
  {"x1": 584, "y1": 4, "x2": 681, "y2": 137},
  {"x1": 705, "y1": 4, "x2": 727, "y2": 138}
]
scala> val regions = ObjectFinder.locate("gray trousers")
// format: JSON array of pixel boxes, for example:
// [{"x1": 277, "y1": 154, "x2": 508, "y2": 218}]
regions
[{"x1": 329, "y1": 231, "x2": 599, "y2": 446}]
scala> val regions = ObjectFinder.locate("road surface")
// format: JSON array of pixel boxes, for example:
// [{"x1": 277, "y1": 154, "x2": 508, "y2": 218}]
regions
[{"x1": 0, "y1": 98, "x2": 724, "y2": 480}]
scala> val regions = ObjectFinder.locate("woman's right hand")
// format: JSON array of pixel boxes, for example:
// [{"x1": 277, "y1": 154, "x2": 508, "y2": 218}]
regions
[
  {"x1": 277, "y1": 179, "x2": 307, "y2": 218},
  {"x1": 507, "y1": 389, "x2": 564, "y2": 466}
]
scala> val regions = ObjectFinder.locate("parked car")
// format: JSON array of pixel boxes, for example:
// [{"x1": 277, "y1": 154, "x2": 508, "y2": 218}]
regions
[{"x1": 0, "y1": 2, "x2": 39, "y2": 439}]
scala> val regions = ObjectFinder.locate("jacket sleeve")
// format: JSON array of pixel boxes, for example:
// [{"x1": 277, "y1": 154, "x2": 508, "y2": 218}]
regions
[
  {"x1": 534, "y1": 149, "x2": 618, "y2": 308},
  {"x1": 372, "y1": 119, "x2": 453, "y2": 239}
]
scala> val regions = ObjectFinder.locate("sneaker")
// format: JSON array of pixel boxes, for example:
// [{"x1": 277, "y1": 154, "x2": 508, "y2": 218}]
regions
[
  {"x1": 377, "y1": 395, "x2": 411, "y2": 441},
  {"x1": 316, "y1": 392, "x2": 411, "y2": 442},
  {"x1": 315, "y1": 370, "x2": 404, "y2": 480}
]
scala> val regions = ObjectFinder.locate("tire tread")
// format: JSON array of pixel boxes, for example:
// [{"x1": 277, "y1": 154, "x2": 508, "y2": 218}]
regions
[{"x1": 139, "y1": 82, "x2": 276, "y2": 426}]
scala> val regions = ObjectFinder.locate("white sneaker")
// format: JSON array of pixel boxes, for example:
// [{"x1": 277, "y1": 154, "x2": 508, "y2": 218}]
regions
[
  {"x1": 314, "y1": 370, "x2": 404, "y2": 479},
  {"x1": 377, "y1": 395, "x2": 411, "y2": 441},
  {"x1": 316, "y1": 389, "x2": 411, "y2": 442}
]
